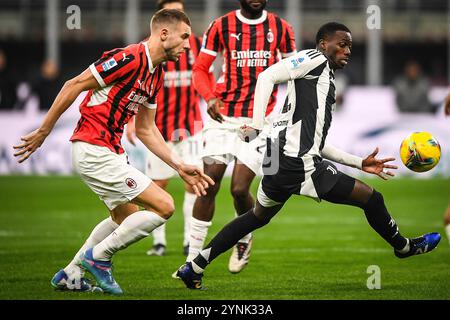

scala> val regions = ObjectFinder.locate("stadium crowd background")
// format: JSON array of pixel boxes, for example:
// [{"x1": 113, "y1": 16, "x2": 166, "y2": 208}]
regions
[{"x1": 0, "y1": 0, "x2": 448, "y2": 176}]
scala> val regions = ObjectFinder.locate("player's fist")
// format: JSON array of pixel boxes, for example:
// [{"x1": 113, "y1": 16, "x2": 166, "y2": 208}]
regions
[
  {"x1": 207, "y1": 98, "x2": 225, "y2": 123},
  {"x1": 238, "y1": 125, "x2": 260, "y2": 143}
]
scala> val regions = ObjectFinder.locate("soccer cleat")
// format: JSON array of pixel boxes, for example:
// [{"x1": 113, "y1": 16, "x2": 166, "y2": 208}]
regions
[
  {"x1": 176, "y1": 262, "x2": 204, "y2": 290},
  {"x1": 183, "y1": 245, "x2": 189, "y2": 257},
  {"x1": 228, "y1": 238, "x2": 252, "y2": 273},
  {"x1": 171, "y1": 270, "x2": 180, "y2": 279},
  {"x1": 394, "y1": 232, "x2": 441, "y2": 259},
  {"x1": 146, "y1": 244, "x2": 166, "y2": 256},
  {"x1": 81, "y1": 248, "x2": 123, "y2": 295},
  {"x1": 50, "y1": 269, "x2": 102, "y2": 292}
]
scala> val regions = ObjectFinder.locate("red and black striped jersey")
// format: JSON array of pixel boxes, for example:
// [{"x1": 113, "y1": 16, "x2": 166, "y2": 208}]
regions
[
  {"x1": 70, "y1": 42, "x2": 164, "y2": 154},
  {"x1": 201, "y1": 10, "x2": 296, "y2": 118},
  {"x1": 156, "y1": 34, "x2": 203, "y2": 142}
]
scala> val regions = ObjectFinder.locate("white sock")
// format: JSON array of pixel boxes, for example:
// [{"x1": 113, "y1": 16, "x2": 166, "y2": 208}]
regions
[
  {"x1": 93, "y1": 211, "x2": 166, "y2": 261},
  {"x1": 64, "y1": 217, "x2": 118, "y2": 275},
  {"x1": 152, "y1": 224, "x2": 166, "y2": 246},
  {"x1": 398, "y1": 238, "x2": 410, "y2": 253},
  {"x1": 445, "y1": 224, "x2": 450, "y2": 246},
  {"x1": 235, "y1": 212, "x2": 252, "y2": 244},
  {"x1": 183, "y1": 192, "x2": 196, "y2": 247},
  {"x1": 187, "y1": 217, "x2": 212, "y2": 262}
]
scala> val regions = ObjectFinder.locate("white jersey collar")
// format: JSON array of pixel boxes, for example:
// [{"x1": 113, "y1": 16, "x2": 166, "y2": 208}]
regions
[
  {"x1": 236, "y1": 10, "x2": 267, "y2": 25},
  {"x1": 143, "y1": 41, "x2": 156, "y2": 73}
]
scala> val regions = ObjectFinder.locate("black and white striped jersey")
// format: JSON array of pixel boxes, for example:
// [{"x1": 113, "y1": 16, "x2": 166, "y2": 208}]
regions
[{"x1": 270, "y1": 49, "x2": 336, "y2": 159}]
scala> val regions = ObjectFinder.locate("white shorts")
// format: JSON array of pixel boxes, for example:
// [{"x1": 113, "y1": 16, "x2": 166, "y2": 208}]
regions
[
  {"x1": 71, "y1": 141, "x2": 151, "y2": 210},
  {"x1": 202, "y1": 115, "x2": 270, "y2": 175},
  {"x1": 145, "y1": 134, "x2": 203, "y2": 180}
]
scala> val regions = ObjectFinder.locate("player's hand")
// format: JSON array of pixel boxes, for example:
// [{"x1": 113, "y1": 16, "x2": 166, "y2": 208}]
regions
[
  {"x1": 177, "y1": 164, "x2": 215, "y2": 196},
  {"x1": 444, "y1": 93, "x2": 450, "y2": 116},
  {"x1": 126, "y1": 123, "x2": 137, "y2": 146},
  {"x1": 362, "y1": 147, "x2": 398, "y2": 180},
  {"x1": 13, "y1": 129, "x2": 48, "y2": 163},
  {"x1": 238, "y1": 125, "x2": 261, "y2": 143},
  {"x1": 207, "y1": 98, "x2": 224, "y2": 123}
]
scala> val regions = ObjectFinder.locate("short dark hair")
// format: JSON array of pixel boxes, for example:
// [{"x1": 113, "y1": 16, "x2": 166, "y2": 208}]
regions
[
  {"x1": 151, "y1": 8, "x2": 191, "y2": 30},
  {"x1": 156, "y1": 0, "x2": 184, "y2": 11},
  {"x1": 315, "y1": 22, "x2": 351, "y2": 45}
]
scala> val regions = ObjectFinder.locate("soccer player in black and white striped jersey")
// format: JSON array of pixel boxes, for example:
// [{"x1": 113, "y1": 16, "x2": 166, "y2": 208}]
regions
[{"x1": 176, "y1": 22, "x2": 441, "y2": 290}]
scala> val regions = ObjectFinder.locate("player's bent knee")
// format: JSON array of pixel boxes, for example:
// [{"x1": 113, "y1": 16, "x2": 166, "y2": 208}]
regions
[
  {"x1": 158, "y1": 197, "x2": 175, "y2": 220},
  {"x1": 362, "y1": 190, "x2": 385, "y2": 212},
  {"x1": 230, "y1": 184, "x2": 250, "y2": 200},
  {"x1": 203, "y1": 182, "x2": 221, "y2": 199}
]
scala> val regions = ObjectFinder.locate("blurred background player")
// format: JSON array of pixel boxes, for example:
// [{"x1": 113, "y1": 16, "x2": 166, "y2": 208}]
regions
[
  {"x1": 444, "y1": 91, "x2": 450, "y2": 245},
  {"x1": 183, "y1": 0, "x2": 296, "y2": 275},
  {"x1": 176, "y1": 22, "x2": 441, "y2": 290},
  {"x1": 13, "y1": 9, "x2": 214, "y2": 295},
  {"x1": 126, "y1": 0, "x2": 213, "y2": 257}
]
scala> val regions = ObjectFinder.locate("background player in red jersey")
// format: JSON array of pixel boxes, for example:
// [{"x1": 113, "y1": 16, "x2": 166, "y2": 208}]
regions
[
  {"x1": 127, "y1": 0, "x2": 214, "y2": 257},
  {"x1": 182, "y1": 0, "x2": 296, "y2": 274},
  {"x1": 13, "y1": 9, "x2": 214, "y2": 295}
]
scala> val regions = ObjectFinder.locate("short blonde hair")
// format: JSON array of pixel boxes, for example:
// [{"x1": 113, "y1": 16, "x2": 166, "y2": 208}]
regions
[{"x1": 151, "y1": 8, "x2": 190, "y2": 31}]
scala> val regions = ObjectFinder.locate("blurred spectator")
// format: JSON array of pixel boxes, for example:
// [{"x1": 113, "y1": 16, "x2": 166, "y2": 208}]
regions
[
  {"x1": 30, "y1": 59, "x2": 64, "y2": 111},
  {"x1": 393, "y1": 60, "x2": 433, "y2": 113},
  {"x1": 0, "y1": 49, "x2": 18, "y2": 110}
]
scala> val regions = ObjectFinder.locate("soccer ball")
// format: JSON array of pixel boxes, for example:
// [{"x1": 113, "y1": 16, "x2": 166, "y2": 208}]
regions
[{"x1": 399, "y1": 132, "x2": 441, "y2": 173}]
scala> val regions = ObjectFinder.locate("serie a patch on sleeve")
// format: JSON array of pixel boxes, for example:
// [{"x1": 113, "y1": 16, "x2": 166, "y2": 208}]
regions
[
  {"x1": 290, "y1": 57, "x2": 304, "y2": 69},
  {"x1": 102, "y1": 58, "x2": 118, "y2": 72}
]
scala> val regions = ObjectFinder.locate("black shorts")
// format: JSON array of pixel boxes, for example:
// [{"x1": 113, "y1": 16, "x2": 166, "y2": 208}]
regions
[{"x1": 258, "y1": 153, "x2": 353, "y2": 206}]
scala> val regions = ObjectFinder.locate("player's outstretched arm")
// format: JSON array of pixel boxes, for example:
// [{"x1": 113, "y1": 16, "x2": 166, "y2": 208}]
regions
[
  {"x1": 177, "y1": 164, "x2": 215, "y2": 196},
  {"x1": 321, "y1": 143, "x2": 363, "y2": 169},
  {"x1": 361, "y1": 147, "x2": 398, "y2": 180},
  {"x1": 135, "y1": 105, "x2": 214, "y2": 196},
  {"x1": 193, "y1": 52, "x2": 224, "y2": 123},
  {"x1": 13, "y1": 68, "x2": 100, "y2": 163}
]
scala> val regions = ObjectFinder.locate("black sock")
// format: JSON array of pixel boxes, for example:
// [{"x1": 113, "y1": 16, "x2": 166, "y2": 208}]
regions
[
  {"x1": 362, "y1": 190, "x2": 407, "y2": 250},
  {"x1": 193, "y1": 209, "x2": 267, "y2": 270}
]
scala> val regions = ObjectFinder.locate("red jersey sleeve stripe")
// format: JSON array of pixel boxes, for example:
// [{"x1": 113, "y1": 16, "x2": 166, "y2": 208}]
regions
[
  {"x1": 283, "y1": 22, "x2": 296, "y2": 53},
  {"x1": 274, "y1": 16, "x2": 283, "y2": 47}
]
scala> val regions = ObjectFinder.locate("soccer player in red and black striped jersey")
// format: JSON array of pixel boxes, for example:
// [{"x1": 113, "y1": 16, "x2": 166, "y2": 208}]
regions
[
  {"x1": 127, "y1": 0, "x2": 213, "y2": 258},
  {"x1": 183, "y1": 0, "x2": 296, "y2": 274},
  {"x1": 13, "y1": 9, "x2": 214, "y2": 295}
]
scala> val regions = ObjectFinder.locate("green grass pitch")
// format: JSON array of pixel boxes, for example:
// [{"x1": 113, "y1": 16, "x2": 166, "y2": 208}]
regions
[{"x1": 0, "y1": 175, "x2": 449, "y2": 300}]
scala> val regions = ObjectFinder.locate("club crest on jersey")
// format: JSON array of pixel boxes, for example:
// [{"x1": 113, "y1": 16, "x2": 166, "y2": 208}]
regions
[
  {"x1": 101, "y1": 58, "x2": 118, "y2": 71},
  {"x1": 267, "y1": 29, "x2": 274, "y2": 43},
  {"x1": 125, "y1": 178, "x2": 137, "y2": 189},
  {"x1": 290, "y1": 57, "x2": 305, "y2": 68}
]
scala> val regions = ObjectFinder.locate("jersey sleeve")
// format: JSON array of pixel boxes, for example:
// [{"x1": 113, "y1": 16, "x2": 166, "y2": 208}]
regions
[
  {"x1": 144, "y1": 68, "x2": 164, "y2": 109},
  {"x1": 279, "y1": 20, "x2": 297, "y2": 58},
  {"x1": 89, "y1": 48, "x2": 136, "y2": 87},
  {"x1": 200, "y1": 20, "x2": 223, "y2": 57},
  {"x1": 281, "y1": 49, "x2": 328, "y2": 80}
]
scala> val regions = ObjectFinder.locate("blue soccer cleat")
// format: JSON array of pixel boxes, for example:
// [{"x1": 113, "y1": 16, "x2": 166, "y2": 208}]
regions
[
  {"x1": 81, "y1": 248, "x2": 123, "y2": 295},
  {"x1": 50, "y1": 269, "x2": 102, "y2": 292},
  {"x1": 176, "y1": 262, "x2": 204, "y2": 290},
  {"x1": 395, "y1": 232, "x2": 441, "y2": 258}
]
